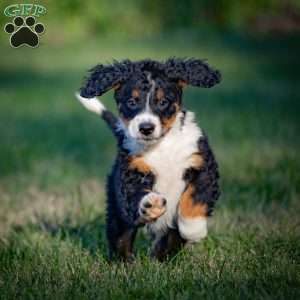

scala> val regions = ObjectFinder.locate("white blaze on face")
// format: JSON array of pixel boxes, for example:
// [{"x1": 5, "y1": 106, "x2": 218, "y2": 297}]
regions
[
  {"x1": 127, "y1": 74, "x2": 162, "y2": 142},
  {"x1": 128, "y1": 112, "x2": 162, "y2": 141}
]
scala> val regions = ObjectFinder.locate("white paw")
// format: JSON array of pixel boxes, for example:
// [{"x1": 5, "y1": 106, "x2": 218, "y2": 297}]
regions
[
  {"x1": 139, "y1": 192, "x2": 167, "y2": 223},
  {"x1": 75, "y1": 92, "x2": 105, "y2": 115}
]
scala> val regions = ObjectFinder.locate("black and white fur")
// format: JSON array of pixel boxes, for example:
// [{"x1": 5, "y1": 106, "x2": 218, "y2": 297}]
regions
[{"x1": 76, "y1": 58, "x2": 221, "y2": 261}]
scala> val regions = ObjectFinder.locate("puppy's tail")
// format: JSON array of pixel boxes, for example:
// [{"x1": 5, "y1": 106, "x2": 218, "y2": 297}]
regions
[{"x1": 75, "y1": 92, "x2": 122, "y2": 138}]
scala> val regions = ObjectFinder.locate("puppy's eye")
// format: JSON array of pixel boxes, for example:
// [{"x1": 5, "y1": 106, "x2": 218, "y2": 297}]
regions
[
  {"x1": 157, "y1": 98, "x2": 169, "y2": 110},
  {"x1": 127, "y1": 98, "x2": 138, "y2": 109}
]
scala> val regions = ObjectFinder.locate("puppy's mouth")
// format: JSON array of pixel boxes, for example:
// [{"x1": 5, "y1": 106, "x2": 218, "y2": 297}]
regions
[{"x1": 137, "y1": 136, "x2": 160, "y2": 144}]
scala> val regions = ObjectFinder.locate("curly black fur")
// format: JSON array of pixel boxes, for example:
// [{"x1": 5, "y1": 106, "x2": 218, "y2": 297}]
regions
[
  {"x1": 165, "y1": 58, "x2": 221, "y2": 88},
  {"x1": 80, "y1": 58, "x2": 221, "y2": 98}
]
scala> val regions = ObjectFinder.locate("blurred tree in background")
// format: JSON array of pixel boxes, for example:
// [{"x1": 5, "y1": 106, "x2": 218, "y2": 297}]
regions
[
  {"x1": 143, "y1": 0, "x2": 300, "y2": 33},
  {"x1": 1, "y1": 0, "x2": 300, "y2": 41}
]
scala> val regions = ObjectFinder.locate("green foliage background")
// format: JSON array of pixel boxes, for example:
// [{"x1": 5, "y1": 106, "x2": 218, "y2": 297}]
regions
[{"x1": 1, "y1": 0, "x2": 300, "y2": 40}]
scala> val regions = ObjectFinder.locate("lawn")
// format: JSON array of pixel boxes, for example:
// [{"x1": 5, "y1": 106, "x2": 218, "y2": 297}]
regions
[{"x1": 0, "y1": 31, "x2": 300, "y2": 299}]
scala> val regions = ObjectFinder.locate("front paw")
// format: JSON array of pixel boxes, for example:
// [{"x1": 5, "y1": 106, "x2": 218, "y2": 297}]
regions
[{"x1": 139, "y1": 192, "x2": 167, "y2": 223}]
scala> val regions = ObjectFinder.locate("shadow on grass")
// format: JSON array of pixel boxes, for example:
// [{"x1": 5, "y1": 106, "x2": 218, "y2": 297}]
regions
[
  {"x1": 12, "y1": 210, "x2": 152, "y2": 260},
  {"x1": 44, "y1": 216, "x2": 107, "y2": 255},
  {"x1": 12, "y1": 213, "x2": 108, "y2": 257}
]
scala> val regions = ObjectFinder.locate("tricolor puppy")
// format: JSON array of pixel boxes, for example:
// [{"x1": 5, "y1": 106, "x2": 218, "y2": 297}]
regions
[{"x1": 76, "y1": 58, "x2": 221, "y2": 261}]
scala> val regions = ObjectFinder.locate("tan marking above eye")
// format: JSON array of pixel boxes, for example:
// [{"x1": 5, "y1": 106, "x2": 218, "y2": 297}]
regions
[
  {"x1": 179, "y1": 185, "x2": 208, "y2": 218},
  {"x1": 132, "y1": 89, "x2": 140, "y2": 98},
  {"x1": 178, "y1": 80, "x2": 187, "y2": 88},
  {"x1": 156, "y1": 88, "x2": 164, "y2": 100}
]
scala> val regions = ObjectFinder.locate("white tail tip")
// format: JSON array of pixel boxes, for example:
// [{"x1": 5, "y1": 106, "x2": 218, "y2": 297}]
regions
[{"x1": 75, "y1": 92, "x2": 106, "y2": 115}]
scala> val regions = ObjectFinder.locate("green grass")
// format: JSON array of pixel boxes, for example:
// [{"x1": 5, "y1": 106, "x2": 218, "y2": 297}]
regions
[{"x1": 0, "y1": 31, "x2": 300, "y2": 299}]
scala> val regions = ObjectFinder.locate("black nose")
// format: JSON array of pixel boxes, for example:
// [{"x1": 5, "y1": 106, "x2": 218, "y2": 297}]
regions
[{"x1": 139, "y1": 122, "x2": 155, "y2": 136}]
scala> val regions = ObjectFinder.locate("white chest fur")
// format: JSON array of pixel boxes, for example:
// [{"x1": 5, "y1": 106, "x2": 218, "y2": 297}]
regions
[{"x1": 143, "y1": 111, "x2": 203, "y2": 237}]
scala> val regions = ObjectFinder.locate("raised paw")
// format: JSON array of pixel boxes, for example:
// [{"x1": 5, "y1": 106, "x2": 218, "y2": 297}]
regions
[{"x1": 139, "y1": 192, "x2": 167, "y2": 223}]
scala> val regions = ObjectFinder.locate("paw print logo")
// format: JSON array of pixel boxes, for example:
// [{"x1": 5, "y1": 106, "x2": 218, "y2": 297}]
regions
[{"x1": 4, "y1": 16, "x2": 45, "y2": 48}]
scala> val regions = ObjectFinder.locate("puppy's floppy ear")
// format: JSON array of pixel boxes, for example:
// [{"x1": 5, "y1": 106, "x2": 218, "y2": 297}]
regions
[
  {"x1": 80, "y1": 60, "x2": 133, "y2": 98},
  {"x1": 164, "y1": 58, "x2": 221, "y2": 88}
]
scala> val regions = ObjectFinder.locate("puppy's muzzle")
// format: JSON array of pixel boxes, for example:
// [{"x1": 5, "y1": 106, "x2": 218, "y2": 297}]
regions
[{"x1": 139, "y1": 122, "x2": 155, "y2": 136}]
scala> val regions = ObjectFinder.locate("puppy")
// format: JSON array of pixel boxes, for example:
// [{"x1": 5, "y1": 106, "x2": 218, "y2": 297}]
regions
[{"x1": 76, "y1": 58, "x2": 221, "y2": 261}]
